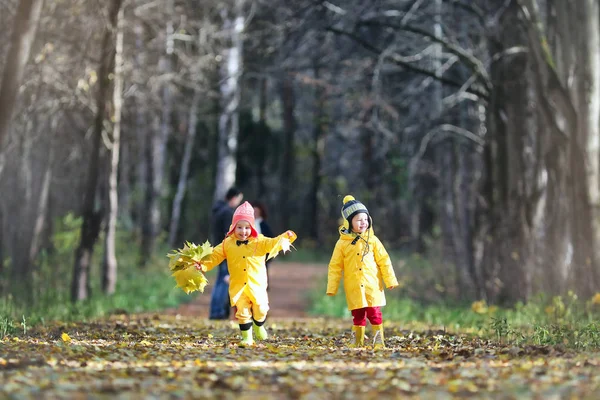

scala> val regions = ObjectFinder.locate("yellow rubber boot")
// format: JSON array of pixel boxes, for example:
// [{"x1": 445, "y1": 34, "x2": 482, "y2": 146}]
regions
[
  {"x1": 351, "y1": 325, "x2": 366, "y2": 348},
  {"x1": 372, "y1": 324, "x2": 385, "y2": 349},
  {"x1": 239, "y1": 329, "x2": 254, "y2": 347},
  {"x1": 253, "y1": 322, "x2": 268, "y2": 340}
]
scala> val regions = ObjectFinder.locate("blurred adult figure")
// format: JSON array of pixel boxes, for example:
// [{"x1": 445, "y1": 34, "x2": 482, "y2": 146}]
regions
[{"x1": 209, "y1": 187, "x2": 244, "y2": 319}]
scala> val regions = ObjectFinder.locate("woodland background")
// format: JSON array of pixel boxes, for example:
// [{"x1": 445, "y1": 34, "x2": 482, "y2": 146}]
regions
[{"x1": 1, "y1": 0, "x2": 600, "y2": 311}]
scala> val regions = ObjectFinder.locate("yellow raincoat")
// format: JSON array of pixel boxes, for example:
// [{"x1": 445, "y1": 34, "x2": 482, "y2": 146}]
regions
[
  {"x1": 327, "y1": 227, "x2": 398, "y2": 310},
  {"x1": 203, "y1": 232, "x2": 297, "y2": 308}
]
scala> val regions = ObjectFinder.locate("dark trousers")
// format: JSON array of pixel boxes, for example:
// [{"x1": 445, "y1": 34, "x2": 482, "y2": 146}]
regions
[{"x1": 209, "y1": 262, "x2": 230, "y2": 319}]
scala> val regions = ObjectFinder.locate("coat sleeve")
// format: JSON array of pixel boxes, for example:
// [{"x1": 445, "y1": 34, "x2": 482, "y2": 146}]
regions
[
  {"x1": 326, "y1": 240, "x2": 344, "y2": 295},
  {"x1": 254, "y1": 231, "x2": 297, "y2": 257},
  {"x1": 374, "y1": 237, "x2": 398, "y2": 288},
  {"x1": 202, "y1": 241, "x2": 226, "y2": 272}
]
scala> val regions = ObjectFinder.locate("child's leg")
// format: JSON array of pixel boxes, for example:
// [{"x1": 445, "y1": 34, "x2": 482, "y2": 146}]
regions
[
  {"x1": 366, "y1": 306, "x2": 382, "y2": 325},
  {"x1": 235, "y1": 295, "x2": 254, "y2": 346},
  {"x1": 251, "y1": 301, "x2": 270, "y2": 340},
  {"x1": 366, "y1": 307, "x2": 385, "y2": 348},
  {"x1": 350, "y1": 308, "x2": 368, "y2": 347}
]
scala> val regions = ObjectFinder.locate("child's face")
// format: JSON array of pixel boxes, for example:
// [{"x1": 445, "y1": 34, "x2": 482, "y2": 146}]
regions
[
  {"x1": 234, "y1": 220, "x2": 253, "y2": 240},
  {"x1": 351, "y1": 213, "x2": 369, "y2": 234}
]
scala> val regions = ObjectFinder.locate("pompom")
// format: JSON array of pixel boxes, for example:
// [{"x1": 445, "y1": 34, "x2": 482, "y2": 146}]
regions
[{"x1": 343, "y1": 195, "x2": 355, "y2": 204}]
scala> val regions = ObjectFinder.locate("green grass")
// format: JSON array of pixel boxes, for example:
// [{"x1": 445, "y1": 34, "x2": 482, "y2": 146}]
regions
[
  {"x1": 0, "y1": 216, "x2": 195, "y2": 337},
  {"x1": 308, "y1": 262, "x2": 600, "y2": 349},
  {"x1": 0, "y1": 265, "x2": 191, "y2": 337}
]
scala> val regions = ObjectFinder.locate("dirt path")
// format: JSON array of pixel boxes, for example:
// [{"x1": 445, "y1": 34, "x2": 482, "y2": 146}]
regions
[{"x1": 171, "y1": 262, "x2": 327, "y2": 318}]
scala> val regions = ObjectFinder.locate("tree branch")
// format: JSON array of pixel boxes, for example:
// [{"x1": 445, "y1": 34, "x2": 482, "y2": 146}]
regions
[
  {"x1": 357, "y1": 19, "x2": 493, "y2": 93},
  {"x1": 326, "y1": 26, "x2": 490, "y2": 101}
]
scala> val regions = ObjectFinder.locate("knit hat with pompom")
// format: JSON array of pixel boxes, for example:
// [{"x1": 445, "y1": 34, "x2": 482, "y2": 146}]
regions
[{"x1": 341, "y1": 195, "x2": 370, "y2": 231}]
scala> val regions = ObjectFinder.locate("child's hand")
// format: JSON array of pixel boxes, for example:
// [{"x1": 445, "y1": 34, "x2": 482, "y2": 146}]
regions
[
  {"x1": 195, "y1": 262, "x2": 206, "y2": 272},
  {"x1": 286, "y1": 230, "x2": 295, "y2": 238},
  {"x1": 388, "y1": 285, "x2": 398, "y2": 289}
]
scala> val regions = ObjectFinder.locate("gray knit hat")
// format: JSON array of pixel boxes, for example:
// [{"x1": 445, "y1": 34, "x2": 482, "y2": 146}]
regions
[{"x1": 341, "y1": 195, "x2": 370, "y2": 230}]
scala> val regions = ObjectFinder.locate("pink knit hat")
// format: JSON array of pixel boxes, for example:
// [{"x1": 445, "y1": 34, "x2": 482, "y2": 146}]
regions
[{"x1": 226, "y1": 201, "x2": 258, "y2": 237}]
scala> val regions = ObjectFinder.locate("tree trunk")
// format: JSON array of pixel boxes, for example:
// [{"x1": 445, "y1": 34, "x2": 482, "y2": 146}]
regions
[
  {"x1": 118, "y1": 129, "x2": 131, "y2": 227},
  {"x1": 168, "y1": 90, "x2": 201, "y2": 247},
  {"x1": 279, "y1": 75, "x2": 296, "y2": 230},
  {"x1": 72, "y1": 0, "x2": 123, "y2": 301},
  {"x1": 256, "y1": 77, "x2": 268, "y2": 196},
  {"x1": 102, "y1": 6, "x2": 125, "y2": 295},
  {"x1": 517, "y1": 0, "x2": 600, "y2": 298},
  {"x1": 0, "y1": 0, "x2": 44, "y2": 148},
  {"x1": 139, "y1": 1, "x2": 174, "y2": 266},
  {"x1": 308, "y1": 65, "x2": 325, "y2": 241},
  {"x1": 134, "y1": 21, "x2": 148, "y2": 243},
  {"x1": 213, "y1": 0, "x2": 245, "y2": 203},
  {"x1": 28, "y1": 144, "x2": 53, "y2": 266},
  {"x1": 0, "y1": 208, "x2": 4, "y2": 295},
  {"x1": 572, "y1": 0, "x2": 600, "y2": 296}
]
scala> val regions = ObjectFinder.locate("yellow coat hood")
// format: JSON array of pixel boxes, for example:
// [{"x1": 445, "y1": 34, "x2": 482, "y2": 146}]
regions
[{"x1": 326, "y1": 227, "x2": 398, "y2": 311}]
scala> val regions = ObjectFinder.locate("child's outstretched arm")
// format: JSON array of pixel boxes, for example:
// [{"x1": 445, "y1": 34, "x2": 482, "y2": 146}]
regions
[
  {"x1": 195, "y1": 242, "x2": 226, "y2": 272},
  {"x1": 374, "y1": 237, "x2": 399, "y2": 289},
  {"x1": 255, "y1": 230, "x2": 297, "y2": 258},
  {"x1": 326, "y1": 241, "x2": 344, "y2": 296}
]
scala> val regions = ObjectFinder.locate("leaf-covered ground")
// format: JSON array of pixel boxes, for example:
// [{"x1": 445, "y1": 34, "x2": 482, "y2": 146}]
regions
[{"x1": 2, "y1": 315, "x2": 600, "y2": 399}]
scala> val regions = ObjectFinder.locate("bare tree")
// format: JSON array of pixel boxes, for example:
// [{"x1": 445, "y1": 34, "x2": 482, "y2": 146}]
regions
[
  {"x1": 0, "y1": 0, "x2": 44, "y2": 149},
  {"x1": 72, "y1": 0, "x2": 123, "y2": 301}
]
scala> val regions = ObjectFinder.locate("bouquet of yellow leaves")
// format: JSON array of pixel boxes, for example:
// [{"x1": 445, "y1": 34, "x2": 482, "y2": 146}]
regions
[{"x1": 167, "y1": 241, "x2": 213, "y2": 294}]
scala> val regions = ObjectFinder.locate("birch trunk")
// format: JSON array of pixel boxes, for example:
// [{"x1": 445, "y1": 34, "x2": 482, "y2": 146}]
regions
[
  {"x1": 103, "y1": 6, "x2": 125, "y2": 294},
  {"x1": 213, "y1": 0, "x2": 245, "y2": 203}
]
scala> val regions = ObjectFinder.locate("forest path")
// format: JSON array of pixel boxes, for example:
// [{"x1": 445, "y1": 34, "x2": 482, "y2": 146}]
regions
[
  {"x1": 169, "y1": 262, "x2": 328, "y2": 319},
  {"x1": 2, "y1": 313, "x2": 599, "y2": 398}
]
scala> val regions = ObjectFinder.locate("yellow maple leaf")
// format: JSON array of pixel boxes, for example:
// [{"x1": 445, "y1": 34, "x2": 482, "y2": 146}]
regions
[
  {"x1": 61, "y1": 332, "x2": 72, "y2": 343},
  {"x1": 171, "y1": 268, "x2": 208, "y2": 294},
  {"x1": 591, "y1": 292, "x2": 600, "y2": 305},
  {"x1": 167, "y1": 240, "x2": 213, "y2": 272},
  {"x1": 266, "y1": 232, "x2": 297, "y2": 261}
]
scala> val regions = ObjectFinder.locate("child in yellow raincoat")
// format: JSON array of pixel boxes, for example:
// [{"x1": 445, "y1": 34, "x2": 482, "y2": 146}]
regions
[
  {"x1": 326, "y1": 195, "x2": 398, "y2": 348},
  {"x1": 197, "y1": 201, "x2": 296, "y2": 346}
]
